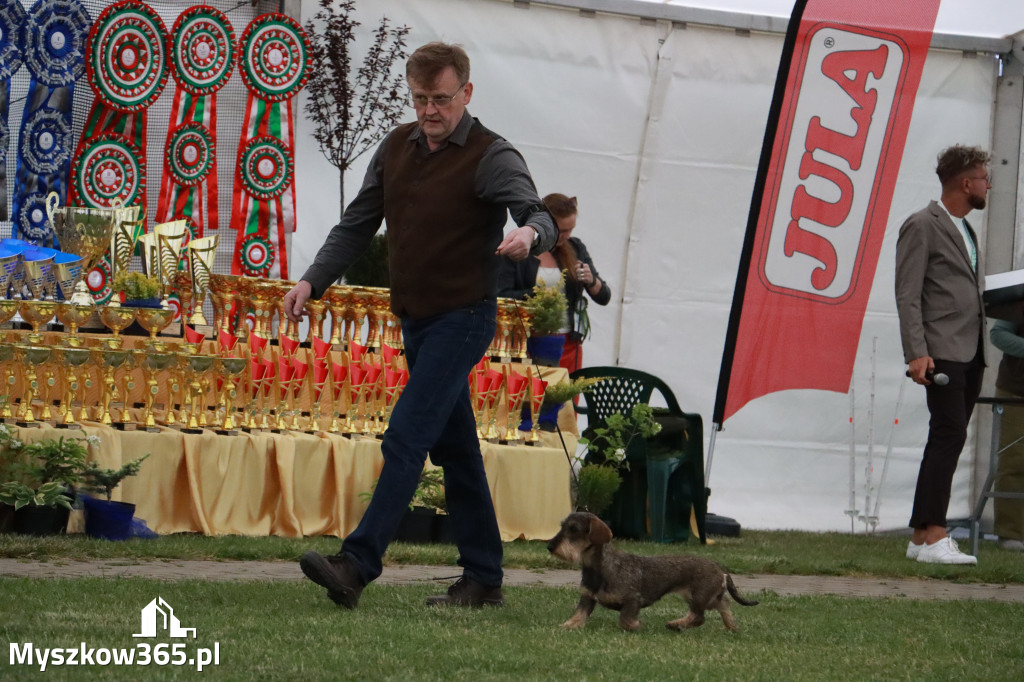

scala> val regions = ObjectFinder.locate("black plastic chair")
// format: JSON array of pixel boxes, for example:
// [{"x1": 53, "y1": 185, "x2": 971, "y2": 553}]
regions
[{"x1": 570, "y1": 366, "x2": 707, "y2": 544}]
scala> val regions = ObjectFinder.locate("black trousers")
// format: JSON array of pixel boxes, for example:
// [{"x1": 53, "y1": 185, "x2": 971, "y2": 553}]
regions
[{"x1": 908, "y1": 350, "x2": 985, "y2": 529}]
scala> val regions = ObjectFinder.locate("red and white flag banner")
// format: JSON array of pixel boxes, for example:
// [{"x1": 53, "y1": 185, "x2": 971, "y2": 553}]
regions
[{"x1": 713, "y1": 0, "x2": 940, "y2": 425}]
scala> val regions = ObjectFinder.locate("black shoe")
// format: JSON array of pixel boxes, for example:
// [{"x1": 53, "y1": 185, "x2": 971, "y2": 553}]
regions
[
  {"x1": 299, "y1": 551, "x2": 365, "y2": 609},
  {"x1": 425, "y1": 576, "x2": 504, "y2": 608}
]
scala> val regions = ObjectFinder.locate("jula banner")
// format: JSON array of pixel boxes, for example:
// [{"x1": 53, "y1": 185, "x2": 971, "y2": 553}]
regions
[{"x1": 713, "y1": 0, "x2": 941, "y2": 426}]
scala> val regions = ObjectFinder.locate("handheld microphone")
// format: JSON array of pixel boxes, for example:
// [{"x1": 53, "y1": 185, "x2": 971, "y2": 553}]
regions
[{"x1": 905, "y1": 370, "x2": 949, "y2": 386}]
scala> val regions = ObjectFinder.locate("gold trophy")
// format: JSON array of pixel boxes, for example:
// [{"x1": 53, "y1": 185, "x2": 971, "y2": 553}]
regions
[
  {"x1": 110, "y1": 205, "x2": 144, "y2": 278},
  {"x1": 134, "y1": 306, "x2": 176, "y2": 349},
  {"x1": 305, "y1": 297, "x2": 328, "y2": 344},
  {"x1": 325, "y1": 285, "x2": 350, "y2": 345},
  {"x1": 95, "y1": 348, "x2": 129, "y2": 425},
  {"x1": 249, "y1": 279, "x2": 277, "y2": 340},
  {"x1": 0, "y1": 250, "x2": 19, "y2": 299},
  {"x1": 98, "y1": 305, "x2": 137, "y2": 348},
  {"x1": 216, "y1": 357, "x2": 248, "y2": 432},
  {"x1": 22, "y1": 255, "x2": 55, "y2": 300},
  {"x1": 183, "y1": 354, "x2": 216, "y2": 431},
  {"x1": 115, "y1": 351, "x2": 138, "y2": 429},
  {"x1": 55, "y1": 302, "x2": 95, "y2": 346},
  {"x1": 59, "y1": 346, "x2": 92, "y2": 427},
  {"x1": 139, "y1": 351, "x2": 176, "y2": 429},
  {"x1": 273, "y1": 279, "x2": 300, "y2": 341},
  {"x1": 155, "y1": 220, "x2": 189, "y2": 285},
  {"x1": 503, "y1": 367, "x2": 529, "y2": 442},
  {"x1": 0, "y1": 343, "x2": 15, "y2": 419},
  {"x1": 46, "y1": 192, "x2": 121, "y2": 305},
  {"x1": 53, "y1": 255, "x2": 86, "y2": 303},
  {"x1": 16, "y1": 344, "x2": 51, "y2": 424},
  {"x1": 187, "y1": 235, "x2": 218, "y2": 330},
  {"x1": 208, "y1": 273, "x2": 238, "y2": 335},
  {"x1": 19, "y1": 300, "x2": 57, "y2": 343},
  {"x1": 0, "y1": 298, "x2": 18, "y2": 332}
]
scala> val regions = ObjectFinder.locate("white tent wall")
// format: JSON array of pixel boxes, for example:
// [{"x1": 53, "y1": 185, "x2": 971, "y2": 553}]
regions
[{"x1": 291, "y1": 0, "x2": 1010, "y2": 531}]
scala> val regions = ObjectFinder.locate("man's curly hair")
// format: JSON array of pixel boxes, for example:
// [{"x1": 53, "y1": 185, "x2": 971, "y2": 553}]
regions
[{"x1": 935, "y1": 145, "x2": 990, "y2": 185}]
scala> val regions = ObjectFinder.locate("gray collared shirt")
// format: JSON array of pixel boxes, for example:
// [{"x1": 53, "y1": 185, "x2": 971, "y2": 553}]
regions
[{"x1": 301, "y1": 111, "x2": 556, "y2": 298}]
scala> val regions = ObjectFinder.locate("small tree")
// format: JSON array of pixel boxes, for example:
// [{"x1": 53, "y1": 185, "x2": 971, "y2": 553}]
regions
[
  {"x1": 80, "y1": 454, "x2": 150, "y2": 502},
  {"x1": 304, "y1": 0, "x2": 410, "y2": 220}
]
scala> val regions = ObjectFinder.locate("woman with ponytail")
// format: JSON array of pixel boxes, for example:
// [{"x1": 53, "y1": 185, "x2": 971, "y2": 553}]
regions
[{"x1": 498, "y1": 193, "x2": 611, "y2": 371}]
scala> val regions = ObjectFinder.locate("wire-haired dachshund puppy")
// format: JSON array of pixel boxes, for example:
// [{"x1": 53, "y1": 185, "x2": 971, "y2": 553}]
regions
[{"x1": 548, "y1": 512, "x2": 758, "y2": 632}]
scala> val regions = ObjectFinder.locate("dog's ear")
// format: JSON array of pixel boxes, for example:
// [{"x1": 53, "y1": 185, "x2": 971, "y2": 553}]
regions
[{"x1": 587, "y1": 515, "x2": 613, "y2": 545}]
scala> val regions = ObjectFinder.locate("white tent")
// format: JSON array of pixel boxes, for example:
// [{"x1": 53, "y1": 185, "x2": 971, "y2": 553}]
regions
[{"x1": 290, "y1": 0, "x2": 1024, "y2": 532}]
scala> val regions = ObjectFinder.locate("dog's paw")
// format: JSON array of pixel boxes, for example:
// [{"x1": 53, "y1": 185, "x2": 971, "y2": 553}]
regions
[
  {"x1": 619, "y1": 619, "x2": 642, "y2": 632},
  {"x1": 560, "y1": 617, "x2": 586, "y2": 630}
]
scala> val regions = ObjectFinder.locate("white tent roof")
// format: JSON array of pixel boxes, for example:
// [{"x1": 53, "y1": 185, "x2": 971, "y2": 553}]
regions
[{"x1": 637, "y1": 0, "x2": 1024, "y2": 39}]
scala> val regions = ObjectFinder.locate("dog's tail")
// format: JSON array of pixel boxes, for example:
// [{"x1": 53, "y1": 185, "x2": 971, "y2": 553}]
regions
[{"x1": 726, "y1": 574, "x2": 759, "y2": 606}]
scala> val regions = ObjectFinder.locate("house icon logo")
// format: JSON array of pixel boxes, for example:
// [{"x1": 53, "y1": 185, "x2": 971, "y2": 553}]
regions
[{"x1": 133, "y1": 597, "x2": 197, "y2": 639}]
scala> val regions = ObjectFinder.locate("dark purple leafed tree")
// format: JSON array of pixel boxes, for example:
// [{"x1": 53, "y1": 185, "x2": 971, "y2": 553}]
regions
[{"x1": 303, "y1": 0, "x2": 410, "y2": 220}]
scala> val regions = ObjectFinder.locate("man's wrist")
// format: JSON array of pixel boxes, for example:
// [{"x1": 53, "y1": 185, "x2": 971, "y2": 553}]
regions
[{"x1": 527, "y1": 225, "x2": 539, "y2": 242}]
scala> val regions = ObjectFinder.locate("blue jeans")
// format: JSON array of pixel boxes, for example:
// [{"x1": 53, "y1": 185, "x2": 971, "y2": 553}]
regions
[{"x1": 341, "y1": 298, "x2": 503, "y2": 586}]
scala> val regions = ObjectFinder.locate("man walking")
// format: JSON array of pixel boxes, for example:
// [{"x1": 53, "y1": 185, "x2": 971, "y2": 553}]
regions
[
  {"x1": 895, "y1": 144, "x2": 990, "y2": 565},
  {"x1": 284, "y1": 42, "x2": 555, "y2": 607}
]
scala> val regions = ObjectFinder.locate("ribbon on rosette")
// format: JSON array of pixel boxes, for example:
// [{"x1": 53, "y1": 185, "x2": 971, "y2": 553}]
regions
[
  {"x1": 230, "y1": 13, "x2": 311, "y2": 280},
  {"x1": 157, "y1": 5, "x2": 235, "y2": 238},
  {"x1": 11, "y1": 0, "x2": 90, "y2": 245},
  {"x1": 0, "y1": 0, "x2": 27, "y2": 221}
]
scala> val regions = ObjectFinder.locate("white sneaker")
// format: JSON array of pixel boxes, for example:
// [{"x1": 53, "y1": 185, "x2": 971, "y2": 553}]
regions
[
  {"x1": 917, "y1": 537, "x2": 977, "y2": 565},
  {"x1": 906, "y1": 541, "x2": 923, "y2": 560}
]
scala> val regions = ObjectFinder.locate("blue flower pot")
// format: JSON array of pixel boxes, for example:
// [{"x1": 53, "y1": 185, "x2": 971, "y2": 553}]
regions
[
  {"x1": 82, "y1": 495, "x2": 136, "y2": 541},
  {"x1": 526, "y1": 334, "x2": 566, "y2": 367}
]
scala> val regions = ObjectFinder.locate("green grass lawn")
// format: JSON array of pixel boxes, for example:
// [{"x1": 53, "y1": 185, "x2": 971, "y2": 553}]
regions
[
  {"x1": 3, "y1": 578, "x2": 1023, "y2": 681},
  {"x1": 3, "y1": 530, "x2": 1024, "y2": 680},
  {"x1": 2, "y1": 529, "x2": 1023, "y2": 584}
]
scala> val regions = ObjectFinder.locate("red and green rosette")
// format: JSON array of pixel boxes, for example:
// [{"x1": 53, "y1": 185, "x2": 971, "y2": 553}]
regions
[
  {"x1": 157, "y1": 5, "x2": 235, "y2": 237},
  {"x1": 230, "y1": 13, "x2": 311, "y2": 280}
]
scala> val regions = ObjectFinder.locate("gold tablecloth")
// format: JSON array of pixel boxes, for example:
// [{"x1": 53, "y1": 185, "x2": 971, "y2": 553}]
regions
[{"x1": 16, "y1": 422, "x2": 575, "y2": 542}]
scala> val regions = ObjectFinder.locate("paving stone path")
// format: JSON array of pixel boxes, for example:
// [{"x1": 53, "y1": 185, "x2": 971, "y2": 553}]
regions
[{"x1": 3, "y1": 559, "x2": 1024, "y2": 603}]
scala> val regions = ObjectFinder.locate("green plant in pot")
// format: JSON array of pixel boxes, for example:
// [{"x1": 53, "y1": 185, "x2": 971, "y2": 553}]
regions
[
  {"x1": 79, "y1": 453, "x2": 150, "y2": 541},
  {"x1": 362, "y1": 466, "x2": 448, "y2": 543},
  {"x1": 572, "y1": 404, "x2": 662, "y2": 516},
  {"x1": 113, "y1": 270, "x2": 161, "y2": 307},
  {"x1": 0, "y1": 429, "x2": 90, "y2": 536},
  {"x1": 522, "y1": 274, "x2": 568, "y2": 366}
]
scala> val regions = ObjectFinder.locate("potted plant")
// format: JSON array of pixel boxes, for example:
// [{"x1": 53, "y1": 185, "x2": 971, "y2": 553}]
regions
[
  {"x1": 0, "y1": 430, "x2": 90, "y2": 536},
  {"x1": 364, "y1": 466, "x2": 448, "y2": 544},
  {"x1": 522, "y1": 274, "x2": 568, "y2": 366},
  {"x1": 78, "y1": 454, "x2": 150, "y2": 541},
  {"x1": 573, "y1": 403, "x2": 661, "y2": 517},
  {"x1": 534, "y1": 376, "x2": 605, "y2": 432},
  {"x1": 113, "y1": 270, "x2": 162, "y2": 307}
]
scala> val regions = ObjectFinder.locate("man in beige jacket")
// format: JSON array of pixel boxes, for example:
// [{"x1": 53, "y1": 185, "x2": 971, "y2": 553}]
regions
[{"x1": 895, "y1": 144, "x2": 990, "y2": 565}]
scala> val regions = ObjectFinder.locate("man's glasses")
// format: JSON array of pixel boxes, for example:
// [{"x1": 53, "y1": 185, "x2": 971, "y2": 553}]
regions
[{"x1": 407, "y1": 84, "x2": 466, "y2": 109}]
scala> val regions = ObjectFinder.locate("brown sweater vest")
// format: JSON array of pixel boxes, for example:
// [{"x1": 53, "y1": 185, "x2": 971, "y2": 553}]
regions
[{"x1": 382, "y1": 120, "x2": 507, "y2": 319}]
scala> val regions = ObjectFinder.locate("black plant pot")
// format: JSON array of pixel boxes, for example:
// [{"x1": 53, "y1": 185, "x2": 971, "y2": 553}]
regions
[
  {"x1": 433, "y1": 513, "x2": 454, "y2": 544},
  {"x1": 0, "y1": 503, "x2": 15, "y2": 534},
  {"x1": 13, "y1": 505, "x2": 70, "y2": 536},
  {"x1": 82, "y1": 496, "x2": 136, "y2": 541},
  {"x1": 394, "y1": 506, "x2": 436, "y2": 543}
]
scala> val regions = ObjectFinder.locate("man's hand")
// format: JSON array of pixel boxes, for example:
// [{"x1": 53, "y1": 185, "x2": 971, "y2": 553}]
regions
[
  {"x1": 496, "y1": 226, "x2": 536, "y2": 261},
  {"x1": 283, "y1": 280, "x2": 313, "y2": 323},
  {"x1": 908, "y1": 356, "x2": 934, "y2": 385}
]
